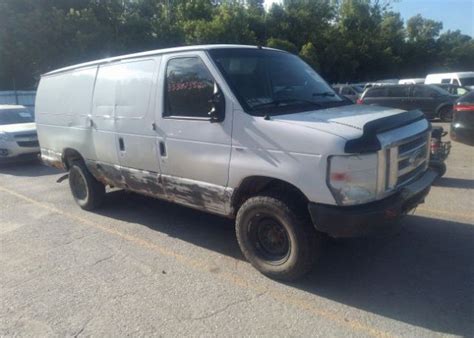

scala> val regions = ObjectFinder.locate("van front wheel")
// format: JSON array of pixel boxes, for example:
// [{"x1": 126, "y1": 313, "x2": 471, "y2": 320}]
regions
[
  {"x1": 69, "y1": 161, "x2": 105, "y2": 210},
  {"x1": 235, "y1": 195, "x2": 320, "y2": 281}
]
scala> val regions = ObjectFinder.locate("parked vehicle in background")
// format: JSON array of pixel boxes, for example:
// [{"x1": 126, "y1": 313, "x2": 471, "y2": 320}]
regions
[
  {"x1": 363, "y1": 80, "x2": 398, "y2": 90},
  {"x1": 0, "y1": 91, "x2": 37, "y2": 111},
  {"x1": 425, "y1": 72, "x2": 474, "y2": 89},
  {"x1": 332, "y1": 84, "x2": 364, "y2": 102},
  {"x1": 358, "y1": 84, "x2": 456, "y2": 121},
  {"x1": 36, "y1": 45, "x2": 437, "y2": 280},
  {"x1": 451, "y1": 91, "x2": 474, "y2": 146},
  {"x1": 0, "y1": 105, "x2": 39, "y2": 163},
  {"x1": 432, "y1": 83, "x2": 470, "y2": 97},
  {"x1": 399, "y1": 78, "x2": 425, "y2": 85}
]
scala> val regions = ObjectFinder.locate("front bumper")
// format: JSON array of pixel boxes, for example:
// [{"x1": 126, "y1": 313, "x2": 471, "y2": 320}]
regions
[
  {"x1": 0, "y1": 141, "x2": 40, "y2": 163},
  {"x1": 308, "y1": 169, "x2": 438, "y2": 238}
]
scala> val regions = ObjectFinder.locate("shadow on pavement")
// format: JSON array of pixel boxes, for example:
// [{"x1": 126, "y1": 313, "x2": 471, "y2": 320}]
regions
[
  {"x1": 432, "y1": 176, "x2": 474, "y2": 189},
  {"x1": 0, "y1": 160, "x2": 61, "y2": 177},
  {"x1": 97, "y1": 190, "x2": 473, "y2": 336},
  {"x1": 299, "y1": 214, "x2": 474, "y2": 336}
]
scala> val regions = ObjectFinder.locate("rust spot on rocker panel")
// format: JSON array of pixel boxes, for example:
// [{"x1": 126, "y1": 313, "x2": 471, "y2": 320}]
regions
[
  {"x1": 40, "y1": 149, "x2": 66, "y2": 170},
  {"x1": 86, "y1": 161, "x2": 126, "y2": 188},
  {"x1": 122, "y1": 168, "x2": 166, "y2": 197},
  {"x1": 162, "y1": 176, "x2": 230, "y2": 215},
  {"x1": 85, "y1": 160, "x2": 231, "y2": 216}
]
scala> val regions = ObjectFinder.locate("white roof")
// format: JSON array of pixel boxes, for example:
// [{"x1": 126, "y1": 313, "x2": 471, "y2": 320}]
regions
[
  {"x1": 43, "y1": 44, "x2": 279, "y2": 77},
  {"x1": 0, "y1": 104, "x2": 26, "y2": 110},
  {"x1": 426, "y1": 72, "x2": 474, "y2": 77}
]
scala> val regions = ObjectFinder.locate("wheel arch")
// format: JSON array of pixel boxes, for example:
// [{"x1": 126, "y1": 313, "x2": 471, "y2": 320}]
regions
[
  {"x1": 62, "y1": 148, "x2": 85, "y2": 170},
  {"x1": 436, "y1": 103, "x2": 453, "y2": 117},
  {"x1": 231, "y1": 176, "x2": 309, "y2": 216}
]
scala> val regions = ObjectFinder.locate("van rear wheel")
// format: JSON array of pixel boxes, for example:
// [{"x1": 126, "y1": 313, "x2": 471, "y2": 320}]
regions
[
  {"x1": 235, "y1": 194, "x2": 320, "y2": 281},
  {"x1": 69, "y1": 161, "x2": 105, "y2": 210}
]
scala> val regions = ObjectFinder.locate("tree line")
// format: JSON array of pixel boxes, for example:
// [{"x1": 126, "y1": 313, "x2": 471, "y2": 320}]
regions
[{"x1": 1, "y1": 0, "x2": 473, "y2": 90}]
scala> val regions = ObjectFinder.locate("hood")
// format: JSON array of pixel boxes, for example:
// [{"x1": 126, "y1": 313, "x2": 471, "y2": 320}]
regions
[
  {"x1": 0, "y1": 123, "x2": 37, "y2": 134},
  {"x1": 272, "y1": 104, "x2": 406, "y2": 140}
]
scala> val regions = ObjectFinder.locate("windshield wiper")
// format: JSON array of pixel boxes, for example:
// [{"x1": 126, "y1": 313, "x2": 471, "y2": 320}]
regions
[
  {"x1": 252, "y1": 98, "x2": 322, "y2": 109},
  {"x1": 312, "y1": 91, "x2": 336, "y2": 97}
]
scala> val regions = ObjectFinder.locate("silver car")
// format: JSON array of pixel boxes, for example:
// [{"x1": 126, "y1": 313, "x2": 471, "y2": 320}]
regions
[{"x1": 0, "y1": 105, "x2": 40, "y2": 163}]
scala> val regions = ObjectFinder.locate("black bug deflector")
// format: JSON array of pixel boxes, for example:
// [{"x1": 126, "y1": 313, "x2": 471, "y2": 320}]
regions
[{"x1": 344, "y1": 110, "x2": 426, "y2": 153}]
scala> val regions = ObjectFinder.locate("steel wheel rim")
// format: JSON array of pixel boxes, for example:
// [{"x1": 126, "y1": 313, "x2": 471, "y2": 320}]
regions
[
  {"x1": 70, "y1": 168, "x2": 88, "y2": 201},
  {"x1": 248, "y1": 213, "x2": 291, "y2": 264}
]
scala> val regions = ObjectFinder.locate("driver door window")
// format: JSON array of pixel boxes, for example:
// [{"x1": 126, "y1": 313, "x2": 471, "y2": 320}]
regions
[{"x1": 164, "y1": 57, "x2": 214, "y2": 119}]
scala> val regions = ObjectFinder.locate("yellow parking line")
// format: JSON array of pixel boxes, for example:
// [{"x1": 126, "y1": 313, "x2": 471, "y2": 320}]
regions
[
  {"x1": 416, "y1": 208, "x2": 474, "y2": 222},
  {"x1": 0, "y1": 185, "x2": 392, "y2": 338}
]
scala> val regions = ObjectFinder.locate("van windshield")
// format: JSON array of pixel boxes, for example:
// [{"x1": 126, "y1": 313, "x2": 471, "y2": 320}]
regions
[
  {"x1": 208, "y1": 48, "x2": 348, "y2": 116},
  {"x1": 0, "y1": 108, "x2": 34, "y2": 125}
]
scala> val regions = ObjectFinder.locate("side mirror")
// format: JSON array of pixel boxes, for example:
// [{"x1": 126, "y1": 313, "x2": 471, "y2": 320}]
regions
[{"x1": 208, "y1": 82, "x2": 225, "y2": 123}]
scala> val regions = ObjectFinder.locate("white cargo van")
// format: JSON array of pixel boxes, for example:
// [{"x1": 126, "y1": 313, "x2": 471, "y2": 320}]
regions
[
  {"x1": 398, "y1": 78, "x2": 425, "y2": 85},
  {"x1": 36, "y1": 45, "x2": 437, "y2": 280},
  {"x1": 425, "y1": 72, "x2": 474, "y2": 89}
]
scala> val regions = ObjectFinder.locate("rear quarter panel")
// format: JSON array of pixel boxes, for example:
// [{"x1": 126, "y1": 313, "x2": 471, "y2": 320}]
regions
[{"x1": 35, "y1": 66, "x2": 98, "y2": 163}]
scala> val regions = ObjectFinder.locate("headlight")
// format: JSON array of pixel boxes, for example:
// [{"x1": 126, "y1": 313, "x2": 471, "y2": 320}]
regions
[
  {"x1": 0, "y1": 132, "x2": 12, "y2": 142},
  {"x1": 328, "y1": 154, "x2": 378, "y2": 206}
]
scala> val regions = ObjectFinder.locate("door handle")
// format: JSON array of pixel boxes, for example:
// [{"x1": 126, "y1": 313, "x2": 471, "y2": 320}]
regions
[
  {"x1": 119, "y1": 137, "x2": 125, "y2": 151},
  {"x1": 159, "y1": 141, "x2": 166, "y2": 157}
]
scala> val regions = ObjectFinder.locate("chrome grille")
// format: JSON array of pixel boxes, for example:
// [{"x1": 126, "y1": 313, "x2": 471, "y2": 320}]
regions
[
  {"x1": 375, "y1": 119, "x2": 431, "y2": 199},
  {"x1": 17, "y1": 140, "x2": 39, "y2": 148},
  {"x1": 395, "y1": 132, "x2": 430, "y2": 187},
  {"x1": 14, "y1": 133, "x2": 37, "y2": 139},
  {"x1": 14, "y1": 132, "x2": 39, "y2": 148}
]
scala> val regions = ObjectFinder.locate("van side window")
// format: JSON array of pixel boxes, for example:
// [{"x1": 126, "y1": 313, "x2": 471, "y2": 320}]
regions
[
  {"x1": 115, "y1": 60, "x2": 155, "y2": 119},
  {"x1": 93, "y1": 60, "x2": 155, "y2": 119},
  {"x1": 164, "y1": 57, "x2": 214, "y2": 118},
  {"x1": 441, "y1": 79, "x2": 450, "y2": 84}
]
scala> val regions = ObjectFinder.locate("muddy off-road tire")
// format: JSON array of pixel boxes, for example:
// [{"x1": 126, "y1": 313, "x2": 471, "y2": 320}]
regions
[
  {"x1": 68, "y1": 161, "x2": 105, "y2": 210},
  {"x1": 235, "y1": 194, "x2": 321, "y2": 281}
]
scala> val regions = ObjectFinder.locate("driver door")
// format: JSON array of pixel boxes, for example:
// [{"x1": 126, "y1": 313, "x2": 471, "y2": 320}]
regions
[{"x1": 155, "y1": 52, "x2": 233, "y2": 215}]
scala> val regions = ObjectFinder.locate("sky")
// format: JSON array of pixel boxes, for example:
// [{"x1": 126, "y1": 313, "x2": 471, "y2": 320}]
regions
[{"x1": 264, "y1": 0, "x2": 474, "y2": 37}]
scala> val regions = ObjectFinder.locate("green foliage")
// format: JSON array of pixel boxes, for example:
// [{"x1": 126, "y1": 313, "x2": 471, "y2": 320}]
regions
[
  {"x1": 266, "y1": 38, "x2": 298, "y2": 54},
  {"x1": 184, "y1": 2, "x2": 257, "y2": 45},
  {"x1": 407, "y1": 14, "x2": 443, "y2": 42},
  {"x1": 0, "y1": 0, "x2": 473, "y2": 89},
  {"x1": 299, "y1": 42, "x2": 320, "y2": 70}
]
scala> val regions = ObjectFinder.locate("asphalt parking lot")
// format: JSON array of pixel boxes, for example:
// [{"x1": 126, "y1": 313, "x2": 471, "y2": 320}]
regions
[{"x1": 1, "y1": 122, "x2": 473, "y2": 337}]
